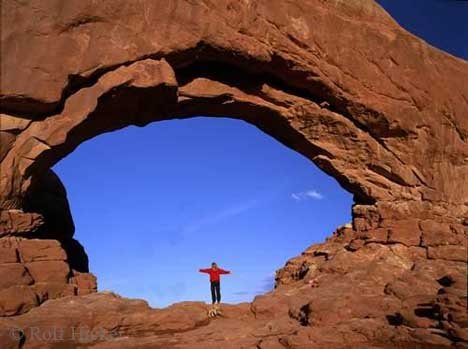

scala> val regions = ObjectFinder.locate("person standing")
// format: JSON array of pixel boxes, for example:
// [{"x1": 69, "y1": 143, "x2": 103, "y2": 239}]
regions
[{"x1": 199, "y1": 262, "x2": 231, "y2": 304}]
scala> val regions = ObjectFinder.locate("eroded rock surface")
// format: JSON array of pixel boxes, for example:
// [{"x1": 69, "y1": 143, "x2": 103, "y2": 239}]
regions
[
  {"x1": 0, "y1": 0, "x2": 467, "y2": 348},
  {"x1": 1, "y1": 225, "x2": 466, "y2": 348}
]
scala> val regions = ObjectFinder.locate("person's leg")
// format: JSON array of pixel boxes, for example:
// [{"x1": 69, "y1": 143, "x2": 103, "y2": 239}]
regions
[
  {"x1": 215, "y1": 281, "x2": 221, "y2": 304},
  {"x1": 210, "y1": 282, "x2": 216, "y2": 304}
]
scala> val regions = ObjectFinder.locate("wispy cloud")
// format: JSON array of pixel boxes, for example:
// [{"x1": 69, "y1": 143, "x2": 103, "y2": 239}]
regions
[
  {"x1": 182, "y1": 199, "x2": 259, "y2": 234},
  {"x1": 154, "y1": 197, "x2": 263, "y2": 246},
  {"x1": 232, "y1": 273, "x2": 276, "y2": 299},
  {"x1": 258, "y1": 274, "x2": 275, "y2": 292},
  {"x1": 291, "y1": 189, "x2": 324, "y2": 201}
]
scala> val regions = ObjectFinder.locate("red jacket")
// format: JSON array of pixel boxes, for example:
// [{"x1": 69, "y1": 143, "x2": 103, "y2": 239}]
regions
[{"x1": 199, "y1": 267, "x2": 231, "y2": 282}]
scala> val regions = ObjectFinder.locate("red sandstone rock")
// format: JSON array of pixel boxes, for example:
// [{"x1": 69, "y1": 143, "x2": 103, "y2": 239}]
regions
[
  {"x1": 386, "y1": 219, "x2": 421, "y2": 246},
  {"x1": 420, "y1": 220, "x2": 466, "y2": 247},
  {"x1": 0, "y1": 238, "x2": 18, "y2": 263},
  {"x1": 70, "y1": 271, "x2": 97, "y2": 295},
  {"x1": 18, "y1": 238, "x2": 67, "y2": 262},
  {"x1": 0, "y1": 286, "x2": 38, "y2": 316},
  {"x1": 25, "y1": 260, "x2": 71, "y2": 284},
  {"x1": 427, "y1": 245, "x2": 467, "y2": 262},
  {"x1": 0, "y1": 210, "x2": 44, "y2": 236},
  {"x1": 0, "y1": 0, "x2": 467, "y2": 347},
  {"x1": 0, "y1": 264, "x2": 33, "y2": 290},
  {"x1": 0, "y1": 0, "x2": 467, "y2": 215},
  {"x1": 32, "y1": 282, "x2": 77, "y2": 303}
]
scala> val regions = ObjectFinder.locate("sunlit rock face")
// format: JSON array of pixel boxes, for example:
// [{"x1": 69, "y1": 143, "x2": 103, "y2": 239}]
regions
[{"x1": 0, "y1": 0, "x2": 466, "y2": 347}]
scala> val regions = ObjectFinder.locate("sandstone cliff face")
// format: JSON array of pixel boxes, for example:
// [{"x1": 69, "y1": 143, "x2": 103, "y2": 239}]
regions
[{"x1": 0, "y1": 0, "x2": 467, "y2": 348}]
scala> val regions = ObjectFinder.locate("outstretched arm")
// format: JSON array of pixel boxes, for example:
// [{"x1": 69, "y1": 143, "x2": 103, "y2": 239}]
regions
[
  {"x1": 199, "y1": 268, "x2": 211, "y2": 273},
  {"x1": 218, "y1": 268, "x2": 231, "y2": 275}
]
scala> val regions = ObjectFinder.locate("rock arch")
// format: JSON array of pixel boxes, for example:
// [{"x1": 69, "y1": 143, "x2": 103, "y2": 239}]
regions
[{"x1": 0, "y1": 0, "x2": 467, "y2": 347}]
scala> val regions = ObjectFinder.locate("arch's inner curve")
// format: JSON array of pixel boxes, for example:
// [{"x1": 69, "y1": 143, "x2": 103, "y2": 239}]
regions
[{"x1": 3, "y1": 54, "x2": 401, "y2": 209}]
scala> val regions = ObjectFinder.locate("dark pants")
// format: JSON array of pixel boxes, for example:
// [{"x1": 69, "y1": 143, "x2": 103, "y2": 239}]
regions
[{"x1": 210, "y1": 281, "x2": 221, "y2": 304}]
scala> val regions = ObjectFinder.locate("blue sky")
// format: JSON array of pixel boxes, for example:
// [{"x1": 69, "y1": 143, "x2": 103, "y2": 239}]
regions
[
  {"x1": 53, "y1": 2, "x2": 467, "y2": 308},
  {"x1": 377, "y1": 0, "x2": 467, "y2": 59},
  {"x1": 55, "y1": 119, "x2": 352, "y2": 306}
]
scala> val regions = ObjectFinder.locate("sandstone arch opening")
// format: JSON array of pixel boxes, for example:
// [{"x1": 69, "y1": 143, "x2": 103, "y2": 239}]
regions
[
  {"x1": 51, "y1": 116, "x2": 353, "y2": 307},
  {"x1": 2, "y1": 54, "x2": 398, "y2": 316},
  {"x1": 1, "y1": 1, "x2": 467, "y2": 346},
  {"x1": 2, "y1": 49, "x2": 462, "y2": 294},
  {"x1": 1, "y1": 43, "x2": 465, "y2": 311},
  {"x1": 2, "y1": 55, "x2": 395, "y2": 209}
]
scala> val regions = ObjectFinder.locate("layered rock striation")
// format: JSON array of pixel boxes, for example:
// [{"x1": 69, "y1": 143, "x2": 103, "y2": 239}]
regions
[{"x1": 0, "y1": 0, "x2": 466, "y2": 347}]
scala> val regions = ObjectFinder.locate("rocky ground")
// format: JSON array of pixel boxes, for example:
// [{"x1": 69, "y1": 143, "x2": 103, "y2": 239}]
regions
[{"x1": 1, "y1": 221, "x2": 466, "y2": 348}]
